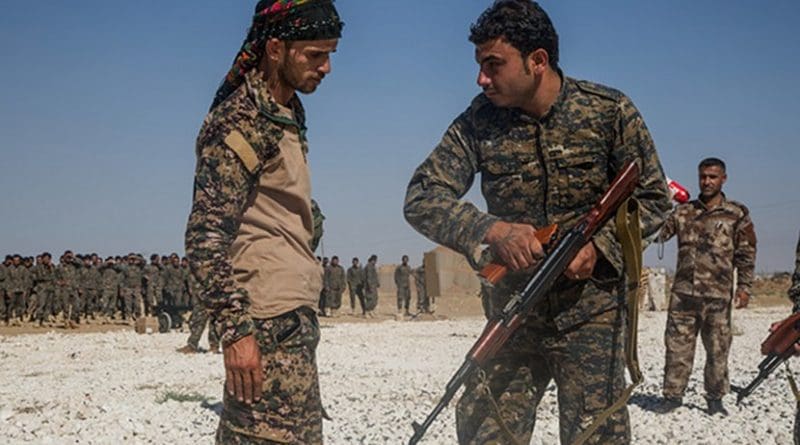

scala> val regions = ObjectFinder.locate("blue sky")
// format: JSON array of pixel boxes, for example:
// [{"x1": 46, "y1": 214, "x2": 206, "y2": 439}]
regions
[{"x1": 1, "y1": 1, "x2": 799, "y2": 272}]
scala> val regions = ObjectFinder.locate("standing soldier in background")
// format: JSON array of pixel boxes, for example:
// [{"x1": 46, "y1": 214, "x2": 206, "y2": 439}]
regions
[
  {"x1": 414, "y1": 261, "x2": 430, "y2": 314},
  {"x1": 99, "y1": 257, "x2": 120, "y2": 323},
  {"x1": 319, "y1": 256, "x2": 330, "y2": 316},
  {"x1": 7, "y1": 255, "x2": 28, "y2": 326},
  {"x1": 162, "y1": 253, "x2": 183, "y2": 308},
  {"x1": 346, "y1": 257, "x2": 365, "y2": 316},
  {"x1": 119, "y1": 254, "x2": 144, "y2": 323},
  {"x1": 394, "y1": 255, "x2": 412, "y2": 319},
  {"x1": 23, "y1": 256, "x2": 36, "y2": 322},
  {"x1": 364, "y1": 254, "x2": 380, "y2": 318},
  {"x1": 32, "y1": 253, "x2": 56, "y2": 326},
  {"x1": 143, "y1": 254, "x2": 163, "y2": 315},
  {"x1": 659, "y1": 157, "x2": 756, "y2": 416},
  {"x1": 184, "y1": 1, "x2": 343, "y2": 442},
  {"x1": 324, "y1": 256, "x2": 346, "y2": 317},
  {"x1": 403, "y1": 1, "x2": 671, "y2": 442},
  {"x1": 81, "y1": 255, "x2": 102, "y2": 322},
  {"x1": 180, "y1": 257, "x2": 192, "y2": 307},
  {"x1": 0, "y1": 256, "x2": 8, "y2": 325}
]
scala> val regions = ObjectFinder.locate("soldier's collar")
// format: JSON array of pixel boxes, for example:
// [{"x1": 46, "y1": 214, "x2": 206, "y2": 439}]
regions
[
  {"x1": 244, "y1": 70, "x2": 307, "y2": 138},
  {"x1": 515, "y1": 69, "x2": 568, "y2": 124}
]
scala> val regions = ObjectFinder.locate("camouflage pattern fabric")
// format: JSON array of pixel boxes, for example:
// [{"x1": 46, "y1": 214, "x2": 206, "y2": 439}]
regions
[
  {"x1": 414, "y1": 265, "x2": 428, "y2": 312},
  {"x1": 394, "y1": 264, "x2": 412, "y2": 311},
  {"x1": 162, "y1": 264, "x2": 185, "y2": 308},
  {"x1": 0, "y1": 264, "x2": 6, "y2": 321},
  {"x1": 186, "y1": 300, "x2": 220, "y2": 350},
  {"x1": 100, "y1": 265, "x2": 120, "y2": 317},
  {"x1": 185, "y1": 69, "x2": 308, "y2": 347},
  {"x1": 346, "y1": 265, "x2": 365, "y2": 313},
  {"x1": 662, "y1": 293, "x2": 731, "y2": 400},
  {"x1": 310, "y1": 199, "x2": 324, "y2": 253},
  {"x1": 144, "y1": 263, "x2": 163, "y2": 309},
  {"x1": 659, "y1": 197, "x2": 757, "y2": 300},
  {"x1": 81, "y1": 264, "x2": 102, "y2": 316},
  {"x1": 216, "y1": 307, "x2": 322, "y2": 445},
  {"x1": 119, "y1": 263, "x2": 143, "y2": 319},
  {"x1": 403, "y1": 75, "x2": 670, "y2": 444},
  {"x1": 323, "y1": 264, "x2": 345, "y2": 310},
  {"x1": 32, "y1": 263, "x2": 56, "y2": 322},
  {"x1": 456, "y1": 308, "x2": 629, "y2": 445},
  {"x1": 790, "y1": 232, "x2": 800, "y2": 313},
  {"x1": 363, "y1": 263, "x2": 379, "y2": 311}
]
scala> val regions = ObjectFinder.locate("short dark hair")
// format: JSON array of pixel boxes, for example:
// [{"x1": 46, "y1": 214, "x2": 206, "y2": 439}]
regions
[
  {"x1": 469, "y1": 0, "x2": 559, "y2": 70},
  {"x1": 698, "y1": 157, "x2": 726, "y2": 172}
]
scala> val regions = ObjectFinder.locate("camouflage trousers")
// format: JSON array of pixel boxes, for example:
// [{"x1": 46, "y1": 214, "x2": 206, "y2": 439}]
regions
[
  {"x1": 456, "y1": 307, "x2": 630, "y2": 445},
  {"x1": 216, "y1": 306, "x2": 323, "y2": 445},
  {"x1": 120, "y1": 288, "x2": 142, "y2": 319},
  {"x1": 396, "y1": 286, "x2": 411, "y2": 311},
  {"x1": 416, "y1": 286, "x2": 429, "y2": 312},
  {"x1": 146, "y1": 285, "x2": 162, "y2": 308},
  {"x1": 0, "y1": 290, "x2": 6, "y2": 321},
  {"x1": 100, "y1": 289, "x2": 118, "y2": 317},
  {"x1": 54, "y1": 288, "x2": 79, "y2": 321},
  {"x1": 186, "y1": 303, "x2": 219, "y2": 349},
  {"x1": 81, "y1": 289, "x2": 99, "y2": 316},
  {"x1": 9, "y1": 291, "x2": 26, "y2": 320},
  {"x1": 363, "y1": 288, "x2": 378, "y2": 311},
  {"x1": 348, "y1": 286, "x2": 365, "y2": 313},
  {"x1": 34, "y1": 288, "x2": 54, "y2": 322},
  {"x1": 325, "y1": 290, "x2": 342, "y2": 310},
  {"x1": 662, "y1": 293, "x2": 731, "y2": 400}
]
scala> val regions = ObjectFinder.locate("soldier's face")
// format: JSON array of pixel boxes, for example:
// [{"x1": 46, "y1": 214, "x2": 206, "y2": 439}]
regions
[
  {"x1": 331, "y1": 258, "x2": 339, "y2": 266},
  {"x1": 698, "y1": 166, "x2": 726, "y2": 199},
  {"x1": 274, "y1": 39, "x2": 338, "y2": 94},
  {"x1": 475, "y1": 38, "x2": 541, "y2": 109}
]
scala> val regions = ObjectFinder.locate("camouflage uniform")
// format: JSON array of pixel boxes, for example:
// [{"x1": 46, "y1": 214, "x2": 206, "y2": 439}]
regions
[
  {"x1": 143, "y1": 262, "x2": 163, "y2": 311},
  {"x1": 403, "y1": 75, "x2": 670, "y2": 444},
  {"x1": 364, "y1": 262, "x2": 380, "y2": 312},
  {"x1": 323, "y1": 264, "x2": 345, "y2": 311},
  {"x1": 119, "y1": 262, "x2": 144, "y2": 319},
  {"x1": 186, "y1": 269, "x2": 219, "y2": 350},
  {"x1": 185, "y1": 71, "x2": 326, "y2": 443},
  {"x1": 7, "y1": 264, "x2": 30, "y2": 322},
  {"x1": 659, "y1": 196, "x2": 756, "y2": 401},
  {"x1": 162, "y1": 263, "x2": 184, "y2": 308},
  {"x1": 32, "y1": 263, "x2": 56, "y2": 323},
  {"x1": 0, "y1": 263, "x2": 7, "y2": 322},
  {"x1": 414, "y1": 265, "x2": 429, "y2": 312},
  {"x1": 181, "y1": 264, "x2": 192, "y2": 307},
  {"x1": 394, "y1": 264, "x2": 412, "y2": 313},
  {"x1": 346, "y1": 265, "x2": 365, "y2": 314},
  {"x1": 100, "y1": 264, "x2": 120, "y2": 318},
  {"x1": 81, "y1": 263, "x2": 102, "y2": 318}
]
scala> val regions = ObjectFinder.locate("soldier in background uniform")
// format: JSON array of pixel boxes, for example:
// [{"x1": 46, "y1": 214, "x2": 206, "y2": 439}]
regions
[
  {"x1": 7, "y1": 255, "x2": 28, "y2": 326},
  {"x1": 403, "y1": 2, "x2": 670, "y2": 443},
  {"x1": 394, "y1": 255, "x2": 412, "y2": 318},
  {"x1": 162, "y1": 254, "x2": 183, "y2": 308},
  {"x1": 178, "y1": 263, "x2": 221, "y2": 355},
  {"x1": 324, "y1": 256, "x2": 345, "y2": 317},
  {"x1": 364, "y1": 254, "x2": 380, "y2": 318},
  {"x1": 319, "y1": 256, "x2": 330, "y2": 316},
  {"x1": 659, "y1": 157, "x2": 756, "y2": 416},
  {"x1": 25, "y1": 256, "x2": 39, "y2": 321},
  {"x1": 99, "y1": 257, "x2": 120, "y2": 323},
  {"x1": 144, "y1": 254, "x2": 163, "y2": 315},
  {"x1": 0, "y1": 256, "x2": 8, "y2": 325},
  {"x1": 81, "y1": 255, "x2": 102, "y2": 322},
  {"x1": 184, "y1": 1, "x2": 343, "y2": 442},
  {"x1": 119, "y1": 254, "x2": 144, "y2": 322},
  {"x1": 32, "y1": 253, "x2": 56, "y2": 326},
  {"x1": 346, "y1": 257, "x2": 365, "y2": 315},
  {"x1": 414, "y1": 261, "x2": 430, "y2": 314},
  {"x1": 180, "y1": 257, "x2": 192, "y2": 307}
]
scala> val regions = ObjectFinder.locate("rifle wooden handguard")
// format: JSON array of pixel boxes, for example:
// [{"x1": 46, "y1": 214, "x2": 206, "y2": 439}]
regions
[{"x1": 479, "y1": 224, "x2": 558, "y2": 285}]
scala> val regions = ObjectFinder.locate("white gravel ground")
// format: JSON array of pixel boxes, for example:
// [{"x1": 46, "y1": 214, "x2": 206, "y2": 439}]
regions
[{"x1": 0, "y1": 307, "x2": 797, "y2": 444}]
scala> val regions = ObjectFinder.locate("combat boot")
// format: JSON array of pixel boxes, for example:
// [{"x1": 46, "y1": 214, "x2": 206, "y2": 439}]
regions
[
  {"x1": 707, "y1": 399, "x2": 728, "y2": 416},
  {"x1": 209, "y1": 343, "x2": 221, "y2": 354}
]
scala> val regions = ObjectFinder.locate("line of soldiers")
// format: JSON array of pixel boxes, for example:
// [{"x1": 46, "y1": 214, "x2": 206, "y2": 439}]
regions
[
  {"x1": 319, "y1": 255, "x2": 381, "y2": 318},
  {"x1": 0, "y1": 250, "x2": 198, "y2": 328}
]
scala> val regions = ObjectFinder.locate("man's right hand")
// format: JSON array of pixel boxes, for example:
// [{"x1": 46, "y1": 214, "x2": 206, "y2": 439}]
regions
[
  {"x1": 223, "y1": 334, "x2": 263, "y2": 405},
  {"x1": 484, "y1": 221, "x2": 545, "y2": 271}
]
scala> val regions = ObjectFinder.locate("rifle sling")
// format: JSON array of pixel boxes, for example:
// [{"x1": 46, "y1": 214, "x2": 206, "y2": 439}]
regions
[{"x1": 571, "y1": 198, "x2": 643, "y2": 445}]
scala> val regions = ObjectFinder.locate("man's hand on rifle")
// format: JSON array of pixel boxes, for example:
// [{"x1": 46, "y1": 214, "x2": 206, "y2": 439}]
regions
[
  {"x1": 223, "y1": 334, "x2": 263, "y2": 405},
  {"x1": 565, "y1": 242, "x2": 597, "y2": 281},
  {"x1": 484, "y1": 221, "x2": 545, "y2": 271},
  {"x1": 734, "y1": 290, "x2": 750, "y2": 309}
]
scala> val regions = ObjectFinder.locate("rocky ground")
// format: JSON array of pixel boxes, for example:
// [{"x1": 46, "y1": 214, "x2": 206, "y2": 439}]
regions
[{"x1": 0, "y1": 306, "x2": 797, "y2": 444}]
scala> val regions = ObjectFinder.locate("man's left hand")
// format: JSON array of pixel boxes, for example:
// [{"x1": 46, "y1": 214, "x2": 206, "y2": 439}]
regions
[
  {"x1": 565, "y1": 242, "x2": 597, "y2": 281},
  {"x1": 735, "y1": 290, "x2": 750, "y2": 309}
]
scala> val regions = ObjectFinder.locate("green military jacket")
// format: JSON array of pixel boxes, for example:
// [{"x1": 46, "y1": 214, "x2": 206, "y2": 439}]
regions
[
  {"x1": 32, "y1": 264, "x2": 56, "y2": 291},
  {"x1": 324, "y1": 264, "x2": 346, "y2": 293},
  {"x1": 394, "y1": 264, "x2": 412, "y2": 289},
  {"x1": 404, "y1": 74, "x2": 671, "y2": 330},
  {"x1": 0, "y1": 264, "x2": 6, "y2": 293},
  {"x1": 346, "y1": 265, "x2": 364, "y2": 288},
  {"x1": 660, "y1": 196, "x2": 757, "y2": 300},
  {"x1": 101, "y1": 265, "x2": 119, "y2": 293},
  {"x1": 143, "y1": 264, "x2": 162, "y2": 290},
  {"x1": 365, "y1": 263, "x2": 380, "y2": 292}
]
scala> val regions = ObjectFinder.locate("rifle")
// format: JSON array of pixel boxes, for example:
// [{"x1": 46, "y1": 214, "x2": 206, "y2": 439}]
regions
[
  {"x1": 408, "y1": 160, "x2": 640, "y2": 445},
  {"x1": 734, "y1": 312, "x2": 800, "y2": 405}
]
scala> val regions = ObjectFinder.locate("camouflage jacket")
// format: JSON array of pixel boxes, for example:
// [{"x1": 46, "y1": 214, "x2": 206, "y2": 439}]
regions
[
  {"x1": 7, "y1": 265, "x2": 29, "y2": 293},
  {"x1": 660, "y1": 196, "x2": 756, "y2": 299},
  {"x1": 161, "y1": 264, "x2": 184, "y2": 292},
  {"x1": 143, "y1": 264, "x2": 162, "y2": 289},
  {"x1": 185, "y1": 69, "x2": 310, "y2": 346},
  {"x1": 100, "y1": 266, "x2": 119, "y2": 293},
  {"x1": 56, "y1": 262, "x2": 81, "y2": 291},
  {"x1": 394, "y1": 264, "x2": 412, "y2": 289},
  {"x1": 81, "y1": 265, "x2": 102, "y2": 291},
  {"x1": 365, "y1": 263, "x2": 380, "y2": 291},
  {"x1": 324, "y1": 265, "x2": 346, "y2": 293},
  {"x1": 404, "y1": 75, "x2": 671, "y2": 330},
  {"x1": 0, "y1": 264, "x2": 6, "y2": 292},
  {"x1": 346, "y1": 265, "x2": 364, "y2": 287},
  {"x1": 119, "y1": 264, "x2": 144, "y2": 290},
  {"x1": 788, "y1": 232, "x2": 800, "y2": 312},
  {"x1": 414, "y1": 266, "x2": 426, "y2": 291},
  {"x1": 32, "y1": 264, "x2": 56, "y2": 291}
]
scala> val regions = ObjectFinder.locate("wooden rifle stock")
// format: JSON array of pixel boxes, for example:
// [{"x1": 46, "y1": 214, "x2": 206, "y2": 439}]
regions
[{"x1": 479, "y1": 224, "x2": 559, "y2": 285}]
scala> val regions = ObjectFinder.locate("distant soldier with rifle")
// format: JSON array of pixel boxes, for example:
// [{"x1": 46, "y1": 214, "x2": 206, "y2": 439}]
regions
[
  {"x1": 658, "y1": 157, "x2": 756, "y2": 416},
  {"x1": 403, "y1": 2, "x2": 670, "y2": 443}
]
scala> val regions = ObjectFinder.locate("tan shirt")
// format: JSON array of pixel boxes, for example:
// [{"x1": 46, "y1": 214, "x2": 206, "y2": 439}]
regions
[{"x1": 229, "y1": 102, "x2": 323, "y2": 318}]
